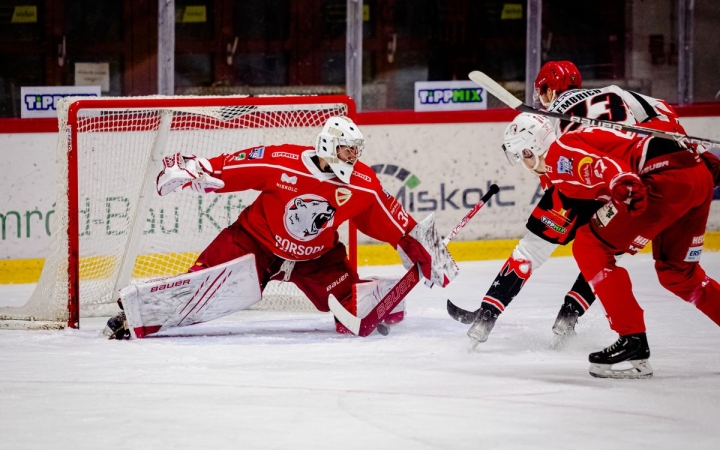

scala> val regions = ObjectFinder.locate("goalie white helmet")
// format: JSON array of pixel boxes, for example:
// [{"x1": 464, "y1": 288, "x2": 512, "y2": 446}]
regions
[
  {"x1": 315, "y1": 116, "x2": 364, "y2": 183},
  {"x1": 502, "y1": 113, "x2": 556, "y2": 173}
]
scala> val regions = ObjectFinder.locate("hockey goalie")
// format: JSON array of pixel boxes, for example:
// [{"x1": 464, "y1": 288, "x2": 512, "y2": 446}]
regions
[{"x1": 104, "y1": 116, "x2": 457, "y2": 339}]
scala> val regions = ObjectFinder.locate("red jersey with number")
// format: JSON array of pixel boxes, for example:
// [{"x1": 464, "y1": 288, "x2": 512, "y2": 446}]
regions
[
  {"x1": 538, "y1": 86, "x2": 690, "y2": 191},
  {"x1": 543, "y1": 127, "x2": 700, "y2": 200},
  {"x1": 205, "y1": 144, "x2": 416, "y2": 261}
]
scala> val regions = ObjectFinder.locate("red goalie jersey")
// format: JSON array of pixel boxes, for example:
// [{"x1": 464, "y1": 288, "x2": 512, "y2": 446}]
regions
[{"x1": 205, "y1": 144, "x2": 416, "y2": 261}]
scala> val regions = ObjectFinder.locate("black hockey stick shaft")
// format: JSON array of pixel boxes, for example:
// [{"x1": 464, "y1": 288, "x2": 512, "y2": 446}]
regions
[
  {"x1": 469, "y1": 70, "x2": 720, "y2": 149},
  {"x1": 329, "y1": 184, "x2": 500, "y2": 337}
]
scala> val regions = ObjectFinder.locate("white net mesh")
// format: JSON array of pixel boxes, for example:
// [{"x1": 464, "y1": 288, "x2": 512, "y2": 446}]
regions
[{"x1": 0, "y1": 95, "x2": 353, "y2": 327}]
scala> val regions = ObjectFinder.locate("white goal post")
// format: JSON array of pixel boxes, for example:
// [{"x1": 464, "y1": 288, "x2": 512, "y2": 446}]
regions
[{"x1": 0, "y1": 95, "x2": 358, "y2": 329}]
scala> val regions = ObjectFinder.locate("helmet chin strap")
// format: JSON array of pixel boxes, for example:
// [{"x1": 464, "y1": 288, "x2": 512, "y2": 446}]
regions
[
  {"x1": 522, "y1": 154, "x2": 543, "y2": 176},
  {"x1": 540, "y1": 89, "x2": 558, "y2": 108}
]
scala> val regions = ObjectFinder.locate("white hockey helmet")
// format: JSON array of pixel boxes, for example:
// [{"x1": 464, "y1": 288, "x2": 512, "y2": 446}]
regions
[
  {"x1": 315, "y1": 116, "x2": 364, "y2": 183},
  {"x1": 502, "y1": 113, "x2": 556, "y2": 172}
]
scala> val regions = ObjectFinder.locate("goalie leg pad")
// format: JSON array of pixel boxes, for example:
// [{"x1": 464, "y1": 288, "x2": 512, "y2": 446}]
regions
[
  {"x1": 120, "y1": 254, "x2": 262, "y2": 338},
  {"x1": 353, "y1": 277, "x2": 404, "y2": 318}
]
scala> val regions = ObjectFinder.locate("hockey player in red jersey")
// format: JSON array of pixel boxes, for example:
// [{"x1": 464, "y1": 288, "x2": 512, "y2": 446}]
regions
[
  {"x1": 105, "y1": 116, "x2": 458, "y2": 339},
  {"x1": 456, "y1": 61, "x2": 605, "y2": 343},
  {"x1": 498, "y1": 112, "x2": 720, "y2": 378},
  {"x1": 458, "y1": 60, "x2": 720, "y2": 347}
]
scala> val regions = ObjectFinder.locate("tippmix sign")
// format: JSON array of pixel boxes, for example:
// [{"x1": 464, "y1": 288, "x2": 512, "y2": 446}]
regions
[
  {"x1": 414, "y1": 80, "x2": 486, "y2": 112},
  {"x1": 21, "y1": 86, "x2": 101, "y2": 118}
]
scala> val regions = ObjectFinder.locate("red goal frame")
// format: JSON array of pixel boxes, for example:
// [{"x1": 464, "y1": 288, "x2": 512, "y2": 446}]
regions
[{"x1": 64, "y1": 95, "x2": 358, "y2": 328}]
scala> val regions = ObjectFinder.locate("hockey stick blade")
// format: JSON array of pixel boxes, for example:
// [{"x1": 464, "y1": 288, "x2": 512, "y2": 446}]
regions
[
  {"x1": 469, "y1": 71, "x2": 523, "y2": 110},
  {"x1": 468, "y1": 70, "x2": 720, "y2": 149},
  {"x1": 446, "y1": 299, "x2": 480, "y2": 324},
  {"x1": 329, "y1": 184, "x2": 500, "y2": 337}
]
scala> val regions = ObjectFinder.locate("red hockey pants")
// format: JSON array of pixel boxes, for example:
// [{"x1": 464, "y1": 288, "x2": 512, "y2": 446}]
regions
[
  {"x1": 190, "y1": 220, "x2": 361, "y2": 312},
  {"x1": 573, "y1": 163, "x2": 720, "y2": 336}
]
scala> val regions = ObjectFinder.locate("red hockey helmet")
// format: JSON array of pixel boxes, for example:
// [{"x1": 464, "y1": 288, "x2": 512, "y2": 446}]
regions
[
  {"x1": 558, "y1": 60, "x2": 582, "y2": 90},
  {"x1": 533, "y1": 61, "x2": 582, "y2": 105}
]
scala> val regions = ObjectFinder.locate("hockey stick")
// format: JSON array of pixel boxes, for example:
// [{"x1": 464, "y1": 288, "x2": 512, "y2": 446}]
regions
[
  {"x1": 328, "y1": 184, "x2": 500, "y2": 337},
  {"x1": 469, "y1": 70, "x2": 720, "y2": 149}
]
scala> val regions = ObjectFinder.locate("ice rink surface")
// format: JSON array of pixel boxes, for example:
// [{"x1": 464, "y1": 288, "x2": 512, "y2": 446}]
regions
[{"x1": 1, "y1": 253, "x2": 719, "y2": 450}]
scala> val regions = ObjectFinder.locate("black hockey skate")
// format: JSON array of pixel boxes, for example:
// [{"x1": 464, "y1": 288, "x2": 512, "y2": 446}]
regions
[
  {"x1": 552, "y1": 302, "x2": 580, "y2": 338},
  {"x1": 103, "y1": 311, "x2": 130, "y2": 340},
  {"x1": 103, "y1": 299, "x2": 130, "y2": 340},
  {"x1": 447, "y1": 299, "x2": 481, "y2": 324},
  {"x1": 467, "y1": 308, "x2": 499, "y2": 350},
  {"x1": 588, "y1": 333, "x2": 653, "y2": 379}
]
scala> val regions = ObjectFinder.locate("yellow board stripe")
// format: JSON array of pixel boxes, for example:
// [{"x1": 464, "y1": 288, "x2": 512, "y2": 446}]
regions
[{"x1": 2, "y1": 232, "x2": 720, "y2": 283}]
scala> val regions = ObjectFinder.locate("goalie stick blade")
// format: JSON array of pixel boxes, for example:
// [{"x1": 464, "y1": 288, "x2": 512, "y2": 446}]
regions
[
  {"x1": 468, "y1": 71, "x2": 523, "y2": 109},
  {"x1": 328, "y1": 294, "x2": 361, "y2": 336},
  {"x1": 446, "y1": 299, "x2": 480, "y2": 324},
  {"x1": 329, "y1": 266, "x2": 422, "y2": 337}
]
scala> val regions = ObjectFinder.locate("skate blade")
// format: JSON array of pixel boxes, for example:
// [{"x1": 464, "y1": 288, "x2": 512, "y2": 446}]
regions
[
  {"x1": 549, "y1": 334, "x2": 569, "y2": 350},
  {"x1": 468, "y1": 339, "x2": 481, "y2": 352},
  {"x1": 589, "y1": 360, "x2": 653, "y2": 379}
]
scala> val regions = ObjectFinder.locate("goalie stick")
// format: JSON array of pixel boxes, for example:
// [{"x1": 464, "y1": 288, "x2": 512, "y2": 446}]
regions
[
  {"x1": 329, "y1": 184, "x2": 500, "y2": 337},
  {"x1": 468, "y1": 70, "x2": 720, "y2": 149}
]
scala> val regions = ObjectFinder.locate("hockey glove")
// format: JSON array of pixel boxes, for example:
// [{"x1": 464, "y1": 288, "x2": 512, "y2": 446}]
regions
[
  {"x1": 156, "y1": 153, "x2": 225, "y2": 196},
  {"x1": 609, "y1": 172, "x2": 647, "y2": 216},
  {"x1": 700, "y1": 151, "x2": 720, "y2": 187},
  {"x1": 397, "y1": 214, "x2": 459, "y2": 287}
]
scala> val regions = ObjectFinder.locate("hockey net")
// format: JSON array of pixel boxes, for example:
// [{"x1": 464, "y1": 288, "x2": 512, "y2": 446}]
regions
[{"x1": 0, "y1": 95, "x2": 357, "y2": 329}]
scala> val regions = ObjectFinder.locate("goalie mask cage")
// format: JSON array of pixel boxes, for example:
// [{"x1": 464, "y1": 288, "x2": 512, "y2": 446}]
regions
[{"x1": 0, "y1": 95, "x2": 358, "y2": 329}]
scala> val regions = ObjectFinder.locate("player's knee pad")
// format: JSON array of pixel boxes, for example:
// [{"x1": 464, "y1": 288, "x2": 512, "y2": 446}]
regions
[{"x1": 512, "y1": 232, "x2": 557, "y2": 270}]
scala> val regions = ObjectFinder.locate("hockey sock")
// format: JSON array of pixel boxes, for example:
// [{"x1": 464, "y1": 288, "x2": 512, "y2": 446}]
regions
[
  {"x1": 563, "y1": 273, "x2": 595, "y2": 317},
  {"x1": 482, "y1": 254, "x2": 532, "y2": 313}
]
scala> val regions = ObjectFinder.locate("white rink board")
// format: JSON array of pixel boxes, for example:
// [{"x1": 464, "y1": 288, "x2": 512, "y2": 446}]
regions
[{"x1": 1, "y1": 118, "x2": 719, "y2": 259}]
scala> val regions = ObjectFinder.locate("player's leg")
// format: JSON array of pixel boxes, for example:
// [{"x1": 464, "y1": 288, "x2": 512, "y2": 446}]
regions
[
  {"x1": 545, "y1": 192, "x2": 604, "y2": 337},
  {"x1": 573, "y1": 224, "x2": 646, "y2": 336},
  {"x1": 573, "y1": 224, "x2": 652, "y2": 378},
  {"x1": 465, "y1": 232, "x2": 552, "y2": 343},
  {"x1": 465, "y1": 187, "x2": 600, "y2": 344},
  {"x1": 118, "y1": 254, "x2": 262, "y2": 338},
  {"x1": 461, "y1": 187, "x2": 568, "y2": 326},
  {"x1": 651, "y1": 167, "x2": 720, "y2": 326},
  {"x1": 577, "y1": 166, "x2": 707, "y2": 377},
  {"x1": 190, "y1": 220, "x2": 277, "y2": 281},
  {"x1": 552, "y1": 272, "x2": 595, "y2": 338},
  {"x1": 106, "y1": 220, "x2": 275, "y2": 339}
]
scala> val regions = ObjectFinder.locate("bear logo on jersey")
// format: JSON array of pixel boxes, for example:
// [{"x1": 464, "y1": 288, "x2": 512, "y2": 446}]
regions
[{"x1": 284, "y1": 194, "x2": 336, "y2": 241}]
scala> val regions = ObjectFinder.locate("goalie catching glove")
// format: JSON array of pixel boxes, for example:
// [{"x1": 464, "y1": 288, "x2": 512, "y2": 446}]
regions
[
  {"x1": 156, "y1": 153, "x2": 225, "y2": 196},
  {"x1": 397, "y1": 214, "x2": 459, "y2": 287}
]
